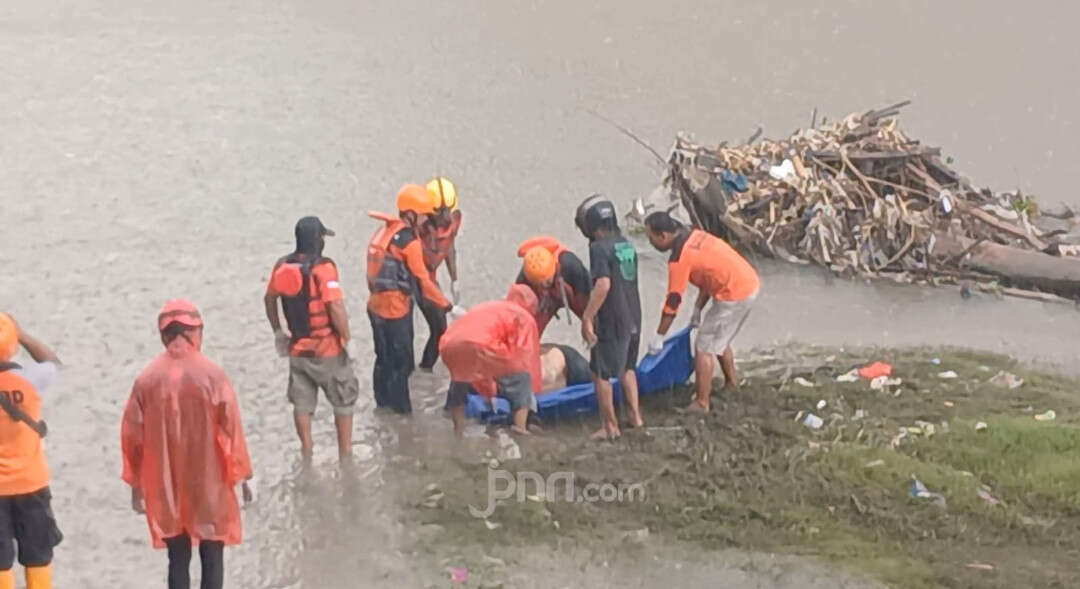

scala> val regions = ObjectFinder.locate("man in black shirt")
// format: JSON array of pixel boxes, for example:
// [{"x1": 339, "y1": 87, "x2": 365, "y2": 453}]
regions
[{"x1": 575, "y1": 195, "x2": 644, "y2": 439}]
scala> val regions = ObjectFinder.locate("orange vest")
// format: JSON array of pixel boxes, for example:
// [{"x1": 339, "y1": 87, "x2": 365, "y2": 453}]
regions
[
  {"x1": 422, "y1": 210, "x2": 462, "y2": 279},
  {"x1": 516, "y1": 236, "x2": 586, "y2": 333},
  {"x1": 274, "y1": 255, "x2": 335, "y2": 341},
  {"x1": 0, "y1": 365, "x2": 49, "y2": 496},
  {"x1": 367, "y1": 212, "x2": 414, "y2": 295}
]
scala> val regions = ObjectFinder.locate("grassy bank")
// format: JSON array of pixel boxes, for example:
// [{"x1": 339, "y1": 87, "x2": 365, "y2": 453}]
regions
[{"x1": 397, "y1": 346, "x2": 1080, "y2": 588}]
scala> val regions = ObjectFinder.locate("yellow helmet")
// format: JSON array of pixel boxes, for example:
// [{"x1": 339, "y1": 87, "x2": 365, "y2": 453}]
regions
[{"x1": 426, "y1": 177, "x2": 458, "y2": 212}]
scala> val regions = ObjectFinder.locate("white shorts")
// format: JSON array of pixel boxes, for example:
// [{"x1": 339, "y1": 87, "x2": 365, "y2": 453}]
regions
[{"x1": 695, "y1": 290, "x2": 757, "y2": 355}]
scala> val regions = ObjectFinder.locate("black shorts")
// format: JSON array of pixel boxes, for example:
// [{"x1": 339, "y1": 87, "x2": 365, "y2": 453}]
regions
[
  {"x1": 445, "y1": 372, "x2": 533, "y2": 412},
  {"x1": 555, "y1": 345, "x2": 592, "y2": 386},
  {"x1": 589, "y1": 332, "x2": 640, "y2": 380},
  {"x1": 0, "y1": 487, "x2": 63, "y2": 569}
]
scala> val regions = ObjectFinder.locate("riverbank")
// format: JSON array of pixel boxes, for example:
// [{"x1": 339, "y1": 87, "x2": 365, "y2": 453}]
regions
[{"x1": 398, "y1": 345, "x2": 1080, "y2": 588}]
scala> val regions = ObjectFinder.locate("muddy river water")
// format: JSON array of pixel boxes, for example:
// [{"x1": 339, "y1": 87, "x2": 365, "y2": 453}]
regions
[{"x1": 2, "y1": 1, "x2": 1078, "y2": 586}]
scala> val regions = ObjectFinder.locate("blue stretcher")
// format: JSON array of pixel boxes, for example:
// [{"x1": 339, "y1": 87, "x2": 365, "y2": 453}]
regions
[{"x1": 464, "y1": 327, "x2": 695, "y2": 422}]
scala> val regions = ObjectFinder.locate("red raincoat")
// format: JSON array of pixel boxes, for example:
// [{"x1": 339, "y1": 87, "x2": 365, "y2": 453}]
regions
[
  {"x1": 439, "y1": 285, "x2": 542, "y2": 398},
  {"x1": 121, "y1": 338, "x2": 252, "y2": 548}
]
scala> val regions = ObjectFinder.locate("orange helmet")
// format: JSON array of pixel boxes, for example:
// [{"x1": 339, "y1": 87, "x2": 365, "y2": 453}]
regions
[
  {"x1": 157, "y1": 299, "x2": 204, "y2": 332},
  {"x1": 0, "y1": 313, "x2": 18, "y2": 363},
  {"x1": 522, "y1": 246, "x2": 557, "y2": 286},
  {"x1": 396, "y1": 184, "x2": 436, "y2": 217}
]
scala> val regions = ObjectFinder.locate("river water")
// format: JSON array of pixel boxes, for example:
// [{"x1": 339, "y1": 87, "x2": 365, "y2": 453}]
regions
[{"x1": 1, "y1": 1, "x2": 1078, "y2": 586}]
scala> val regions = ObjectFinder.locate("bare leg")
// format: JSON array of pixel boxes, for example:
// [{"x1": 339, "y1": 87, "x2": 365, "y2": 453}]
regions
[
  {"x1": 510, "y1": 407, "x2": 531, "y2": 435},
  {"x1": 334, "y1": 414, "x2": 353, "y2": 460},
  {"x1": 450, "y1": 404, "x2": 465, "y2": 437},
  {"x1": 692, "y1": 350, "x2": 714, "y2": 412},
  {"x1": 620, "y1": 369, "x2": 644, "y2": 428},
  {"x1": 719, "y1": 346, "x2": 737, "y2": 388},
  {"x1": 592, "y1": 377, "x2": 621, "y2": 439},
  {"x1": 293, "y1": 412, "x2": 314, "y2": 457}
]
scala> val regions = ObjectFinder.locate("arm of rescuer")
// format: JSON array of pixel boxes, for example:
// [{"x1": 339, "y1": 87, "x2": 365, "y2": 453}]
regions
[
  {"x1": 400, "y1": 238, "x2": 453, "y2": 312},
  {"x1": 15, "y1": 324, "x2": 60, "y2": 365},
  {"x1": 580, "y1": 277, "x2": 610, "y2": 347},
  {"x1": 656, "y1": 254, "x2": 698, "y2": 337}
]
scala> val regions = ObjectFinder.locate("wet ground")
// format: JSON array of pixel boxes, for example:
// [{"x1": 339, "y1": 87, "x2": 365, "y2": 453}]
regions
[{"x1": 2, "y1": 0, "x2": 1079, "y2": 586}]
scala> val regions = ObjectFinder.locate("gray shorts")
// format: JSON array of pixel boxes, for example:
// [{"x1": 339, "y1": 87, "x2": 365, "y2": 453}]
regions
[
  {"x1": 445, "y1": 371, "x2": 534, "y2": 412},
  {"x1": 288, "y1": 355, "x2": 360, "y2": 416},
  {"x1": 696, "y1": 290, "x2": 757, "y2": 355}
]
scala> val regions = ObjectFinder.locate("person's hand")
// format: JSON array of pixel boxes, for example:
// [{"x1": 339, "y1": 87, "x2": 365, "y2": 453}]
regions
[
  {"x1": 448, "y1": 305, "x2": 467, "y2": 321},
  {"x1": 581, "y1": 319, "x2": 597, "y2": 348},
  {"x1": 274, "y1": 329, "x2": 291, "y2": 357},
  {"x1": 345, "y1": 338, "x2": 360, "y2": 362},
  {"x1": 648, "y1": 335, "x2": 665, "y2": 356},
  {"x1": 689, "y1": 307, "x2": 703, "y2": 329},
  {"x1": 131, "y1": 488, "x2": 145, "y2": 515},
  {"x1": 450, "y1": 280, "x2": 462, "y2": 305},
  {"x1": 241, "y1": 478, "x2": 255, "y2": 505}
]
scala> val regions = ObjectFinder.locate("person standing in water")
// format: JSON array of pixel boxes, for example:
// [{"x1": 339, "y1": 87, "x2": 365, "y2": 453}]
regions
[
  {"x1": 575, "y1": 195, "x2": 644, "y2": 439},
  {"x1": 417, "y1": 177, "x2": 464, "y2": 372},
  {"x1": 367, "y1": 185, "x2": 462, "y2": 414},
  {"x1": 121, "y1": 300, "x2": 253, "y2": 589},
  {"x1": 0, "y1": 313, "x2": 62, "y2": 589},
  {"x1": 643, "y1": 211, "x2": 759, "y2": 412},
  {"x1": 264, "y1": 216, "x2": 360, "y2": 461}
]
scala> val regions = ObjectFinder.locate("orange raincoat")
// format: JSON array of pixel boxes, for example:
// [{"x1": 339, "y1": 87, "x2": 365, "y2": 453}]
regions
[
  {"x1": 440, "y1": 285, "x2": 542, "y2": 398},
  {"x1": 120, "y1": 337, "x2": 252, "y2": 548}
]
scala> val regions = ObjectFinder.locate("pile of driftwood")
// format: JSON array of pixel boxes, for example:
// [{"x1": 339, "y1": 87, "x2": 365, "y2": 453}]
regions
[{"x1": 648, "y1": 102, "x2": 1080, "y2": 301}]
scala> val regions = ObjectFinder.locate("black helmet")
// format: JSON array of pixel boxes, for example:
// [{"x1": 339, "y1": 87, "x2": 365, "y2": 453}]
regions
[{"x1": 574, "y1": 194, "x2": 617, "y2": 239}]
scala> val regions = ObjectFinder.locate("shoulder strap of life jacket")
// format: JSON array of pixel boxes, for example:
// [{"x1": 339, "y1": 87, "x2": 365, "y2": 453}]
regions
[{"x1": 0, "y1": 362, "x2": 47, "y2": 438}]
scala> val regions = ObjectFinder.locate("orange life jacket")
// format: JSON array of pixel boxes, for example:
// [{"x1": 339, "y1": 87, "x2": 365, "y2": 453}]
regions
[
  {"x1": 422, "y1": 210, "x2": 462, "y2": 276},
  {"x1": 367, "y1": 211, "x2": 415, "y2": 295},
  {"x1": 273, "y1": 254, "x2": 335, "y2": 341}
]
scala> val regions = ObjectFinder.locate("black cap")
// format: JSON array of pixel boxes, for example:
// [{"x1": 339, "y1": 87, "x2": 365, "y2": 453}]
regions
[{"x1": 295, "y1": 216, "x2": 335, "y2": 240}]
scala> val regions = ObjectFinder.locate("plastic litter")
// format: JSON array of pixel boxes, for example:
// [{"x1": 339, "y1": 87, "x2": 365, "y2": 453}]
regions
[
  {"x1": 835, "y1": 369, "x2": 860, "y2": 383},
  {"x1": 988, "y1": 370, "x2": 1024, "y2": 389},
  {"x1": 964, "y1": 563, "x2": 995, "y2": 571},
  {"x1": 909, "y1": 475, "x2": 947, "y2": 509},
  {"x1": 816, "y1": 399, "x2": 827, "y2": 410},
  {"x1": 864, "y1": 459, "x2": 885, "y2": 468},
  {"x1": 870, "y1": 376, "x2": 902, "y2": 391},
  {"x1": 929, "y1": 357, "x2": 942, "y2": 365},
  {"x1": 803, "y1": 413, "x2": 824, "y2": 429},
  {"x1": 914, "y1": 420, "x2": 936, "y2": 437},
  {"x1": 858, "y1": 361, "x2": 893, "y2": 380},
  {"x1": 446, "y1": 566, "x2": 469, "y2": 584},
  {"x1": 937, "y1": 370, "x2": 959, "y2": 379},
  {"x1": 974, "y1": 421, "x2": 988, "y2": 432},
  {"x1": 768, "y1": 159, "x2": 796, "y2": 181},
  {"x1": 853, "y1": 409, "x2": 867, "y2": 420},
  {"x1": 976, "y1": 486, "x2": 1001, "y2": 506},
  {"x1": 944, "y1": 401, "x2": 955, "y2": 407},
  {"x1": 793, "y1": 377, "x2": 815, "y2": 388},
  {"x1": 1034, "y1": 410, "x2": 1057, "y2": 422}
]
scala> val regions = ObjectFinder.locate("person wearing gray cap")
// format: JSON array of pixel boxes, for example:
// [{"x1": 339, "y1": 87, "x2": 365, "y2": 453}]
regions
[{"x1": 263, "y1": 216, "x2": 360, "y2": 462}]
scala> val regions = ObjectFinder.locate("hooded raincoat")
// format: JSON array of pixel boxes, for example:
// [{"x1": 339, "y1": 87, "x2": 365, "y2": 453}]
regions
[
  {"x1": 121, "y1": 337, "x2": 252, "y2": 548},
  {"x1": 439, "y1": 285, "x2": 542, "y2": 397}
]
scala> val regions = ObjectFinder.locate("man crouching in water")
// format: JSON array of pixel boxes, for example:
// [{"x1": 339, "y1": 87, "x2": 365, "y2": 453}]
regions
[{"x1": 440, "y1": 285, "x2": 542, "y2": 436}]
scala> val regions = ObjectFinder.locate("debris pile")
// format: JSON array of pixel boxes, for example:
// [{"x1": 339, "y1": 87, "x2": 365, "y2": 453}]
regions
[{"x1": 645, "y1": 102, "x2": 1080, "y2": 300}]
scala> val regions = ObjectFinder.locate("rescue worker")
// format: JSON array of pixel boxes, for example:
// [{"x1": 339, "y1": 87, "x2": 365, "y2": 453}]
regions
[
  {"x1": 0, "y1": 313, "x2": 62, "y2": 589},
  {"x1": 643, "y1": 211, "x2": 760, "y2": 412},
  {"x1": 264, "y1": 216, "x2": 360, "y2": 461},
  {"x1": 515, "y1": 236, "x2": 591, "y2": 336},
  {"x1": 441, "y1": 285, "x2": 542, "y2": 436},
  {"x1": 417, "y1": 177, "x2": 464, "y2": 371},
  {"x1": 121, "y1": 300, "x2": 253, "y2": 589},
  {"x1": 575, "y1": 195, "x2": 644, "y2": 439},
  {"x1": 367, "y1": 185, "x2": 462, "y2": 414}
]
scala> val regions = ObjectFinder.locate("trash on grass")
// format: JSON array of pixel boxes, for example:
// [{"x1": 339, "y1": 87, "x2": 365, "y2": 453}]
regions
[
  {"x1": 870, "y1": 376, "x2": 902, "y2": 390},
  {"x1": 909, "y1": 475, "x2": 947, "y2": 509},
  {"x1": 803, "y1": 413, "x2": 824, "y2": 429},
  {"x1": 944, "y1": 401, "x2": 955, "y2": 407},
  {"x1": 976, "y1": 485, "x2": 1001, "y2": 506},
  {"x1": 858, "y1": 361, "x2": 893, "y2": 380},
  {"x1": 937, "y1": 370, "x2": 959, "y2": 379},
  {"x1": 793, "y1": 377, "x2": 816, "y2": 388},
  {"x1": 483, "y1": 519, "x2": 502, "y2": 530},
  {"x1": 964, "y1": 563, "x2": 995, "y2": 571},
  {"x1": 836, "y1": 369, "x2": 860, "y2": 383},
  {"x1": 929, "y1": 357, "x2": 942, "y2": 365},
  {"x1": 446, "y1": 566, "x2": 469, "y2": 584},
  {"x1": 989, "y1": 370, "x2": 1024, "y2": 389},
  {"x1": 864, "y1": 459, "x2": 885, "y2": 468},
  {"x1": 816, "y1": 399, "x2": 827, "y2": 410},
  {"x1": 974, "y1": 421, "x2": 988, "y2": 432},
  {"x1": 1034, "y1": 410, "x2": 1057, "y2": 422},
  {"x1": 914, "y1": 420, "x2": 936, "y2": 437}
]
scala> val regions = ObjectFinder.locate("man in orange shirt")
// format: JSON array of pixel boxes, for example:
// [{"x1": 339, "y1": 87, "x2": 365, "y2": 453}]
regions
[
  {"x1": 265, "y1": 216, "x2": 360, "y2": 461},
  {"x1": 644, "y1": 212, "x2": 760, "y2": 412},
  {"x1": 367, "y1": 185, "x2": 462, "y2": 414},
  {"x1": 0, "y1": 313, "x2": 62, "y2": 589}
]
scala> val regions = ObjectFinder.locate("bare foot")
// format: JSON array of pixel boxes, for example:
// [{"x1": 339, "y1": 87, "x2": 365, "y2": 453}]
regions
[
  {"x1": 685, "y1": 400, "x2": 710, "y2": 414},
  {"x1": 590, "y1": 427, "x2": 611, "y2": 441},
  {"x1": 510, "y1": 425, "x2": 532, "y2": 436}
]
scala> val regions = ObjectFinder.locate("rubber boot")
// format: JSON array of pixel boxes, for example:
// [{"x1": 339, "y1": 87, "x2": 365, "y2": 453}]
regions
[
  {"x1": 0, "y1": 569, "x2": 14, "y2": 589},
  {"x1": 26, "y1": 565, "x2": 51, "y2": 589}
]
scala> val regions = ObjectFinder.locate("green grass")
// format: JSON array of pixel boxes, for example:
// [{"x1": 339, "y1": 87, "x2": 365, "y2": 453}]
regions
[{"x1": 397, "y1": 346, "x2": 1080, "y2": 588}]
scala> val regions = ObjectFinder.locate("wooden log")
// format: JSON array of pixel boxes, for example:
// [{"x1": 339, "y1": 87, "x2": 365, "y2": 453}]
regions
[{"x1": 933, "y1": 232, "x2": 1080, "y2": 298}]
